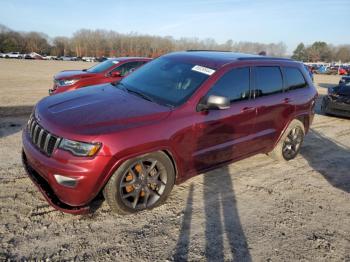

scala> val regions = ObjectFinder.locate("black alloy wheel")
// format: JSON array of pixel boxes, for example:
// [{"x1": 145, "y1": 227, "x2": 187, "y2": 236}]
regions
[{"x1": 282, "y1": 126, "x2": 304, "y2": 160}]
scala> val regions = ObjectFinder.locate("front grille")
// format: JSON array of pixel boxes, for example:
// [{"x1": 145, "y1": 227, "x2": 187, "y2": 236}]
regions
[{"x1": 27, "y1": 116, "x2": 61, "y2": 157}]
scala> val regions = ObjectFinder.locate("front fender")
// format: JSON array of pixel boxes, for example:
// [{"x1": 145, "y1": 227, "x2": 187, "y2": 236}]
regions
[{"x1": 96, "y1": 145, "x2": 182, "y2": 196}]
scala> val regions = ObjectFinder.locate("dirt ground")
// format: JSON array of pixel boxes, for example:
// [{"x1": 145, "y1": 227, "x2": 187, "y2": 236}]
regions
[{"x1": 0, "y1": 59, "x2": 349, "y2": 261}]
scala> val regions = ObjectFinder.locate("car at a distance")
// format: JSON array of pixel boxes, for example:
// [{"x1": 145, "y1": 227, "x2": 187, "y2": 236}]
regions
[
  {"x1": 3, "y1": 52, "x2": 24, "y2": 58},
  {"x1": 304, "y1": 64, "x2": 314, "y2": 82},
  {"x1": 49, "y1": 57, "x2": 151, "y2": 95},
  {"x1": 322, "y1": 83, "x2": 350, "y2": 118},
  {"x1": 339, "y1": 76, "x2": 350, "y2": 86}
]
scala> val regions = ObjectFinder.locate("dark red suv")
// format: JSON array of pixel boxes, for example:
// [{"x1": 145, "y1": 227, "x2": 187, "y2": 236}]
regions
[
  {"x1": 49, "y1": 57, "x2": 151, "y2": 95},
  {"x1": 22, "y1": 51, "x2": 317, "y2": 215}
]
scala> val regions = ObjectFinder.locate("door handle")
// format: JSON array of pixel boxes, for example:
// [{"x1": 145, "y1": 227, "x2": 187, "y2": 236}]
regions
[{"x1": 241, "y1": 107, "x2": 255, "y2": 112}]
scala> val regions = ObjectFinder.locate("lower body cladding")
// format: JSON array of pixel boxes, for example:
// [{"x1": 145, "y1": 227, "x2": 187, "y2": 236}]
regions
[
  {"x1": 322, "y1": 96, "x2": 350, "y2": 118},
  {"x1": 22, "y1": 130, "x2": 112, "y2": 214}
]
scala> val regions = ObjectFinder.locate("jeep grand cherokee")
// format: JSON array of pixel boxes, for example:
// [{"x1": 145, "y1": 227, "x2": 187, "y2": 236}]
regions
[{"x1": 22, "y1": 51, "x2": 317, "y2": 215}]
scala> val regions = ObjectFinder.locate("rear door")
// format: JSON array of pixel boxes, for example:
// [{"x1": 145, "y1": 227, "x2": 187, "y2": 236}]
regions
[
  {"x1": 192, "y1": 66, "x2": 258, "y2": 171},
  {"x1": 283, "y1": 65, "x2": 313, "y2": 126},
  {"x1": 251, "y1": 65, "x2": 294, "y2": 152}
]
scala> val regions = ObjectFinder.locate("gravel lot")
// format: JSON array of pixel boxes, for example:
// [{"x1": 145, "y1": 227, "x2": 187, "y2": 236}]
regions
[{"x1": 0, "y1": 59, "x2": 349, "y2": 261}]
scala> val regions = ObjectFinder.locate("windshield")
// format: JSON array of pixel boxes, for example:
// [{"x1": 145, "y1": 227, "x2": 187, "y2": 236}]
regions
[
  {"x1": 87, "y1": 59, "x2": 118, "y2": 73},
  {"x1": 119, "y1": 57, "x2": 212, "y2": 107}
]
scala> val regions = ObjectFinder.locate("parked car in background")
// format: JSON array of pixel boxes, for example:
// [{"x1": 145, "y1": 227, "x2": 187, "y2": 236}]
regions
[
  {"x1": 304, "y1": 64, "x2": 314, "y2": 82},
  {"x1": 338, "y1": 67, "x2": 348, "y2": 75},
  {"x1": 22, "y1": 51, "x2": 317, "y2": 215},
  {"x1": 343, "y1": 66, "x2": 350, "y2": 75},
  {"x1": 339, "y1": 76, "x2": 350, "y2": 86},
  {"x1": 60, "y1": 56, "x2": 77, "y2": 61},
  {"x1": 314, "y1": 65, "x2": 328, "y2": 74},
  {"x1": 82, "y1": 57, "x2": 96, "y2": 62},
  {"x1": 43, "y1": 55, "x2": 58, "y2": 60},
  {"x1": 50, "y1": 57, "x2": 151, "y2": 95},
  {"x1": 95, "y1": 56, "x2": 108, "y2": 62},
  {"x1": 24, "y1": 54, "x2": 34, "y2": 59},
  {"x1": 322, "y1": 84, "x2": 350, "y2": 117},
  {"x1": 4, "y1": 52, "x2": 24, "y2": 58}
]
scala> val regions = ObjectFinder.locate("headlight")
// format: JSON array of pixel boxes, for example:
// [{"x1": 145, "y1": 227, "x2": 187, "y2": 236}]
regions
[
  {"x1": 59, "y1": 138, "x2": 101, "y2": 157},
  {"x1": 57, "y1": 79, "x2": 79, "y2": 87}
]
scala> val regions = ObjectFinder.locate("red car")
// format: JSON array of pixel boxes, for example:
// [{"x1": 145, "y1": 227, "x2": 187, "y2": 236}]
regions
[
  {"x1": 49, "y1": 57, "x2": 151, "y2": 95},
  {"x1": 338, "y1": 67, "x2": 348, "y2": 75},
  {"x1": 22, "y1": 51, "x2": 317, "y2": 215}
]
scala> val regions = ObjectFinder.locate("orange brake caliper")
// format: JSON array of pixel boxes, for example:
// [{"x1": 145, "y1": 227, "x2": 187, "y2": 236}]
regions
[
  {"x1": 135, "y1": 164, "x2": 145, "y2": 197},
  {"x1": 125, "y1": 173, "x2": 134, "y2": 193}
]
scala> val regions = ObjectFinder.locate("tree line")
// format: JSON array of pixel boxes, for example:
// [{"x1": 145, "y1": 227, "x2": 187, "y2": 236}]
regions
[
  {"x1": 0, "y1": 24, "x2": 287, "y2": 58},
  {"x1": 292, "y1": 42, "x2": 350, "y2": 62},
  {"x1": 1, "y1": 24, "x2": 349, "y2": 62}
]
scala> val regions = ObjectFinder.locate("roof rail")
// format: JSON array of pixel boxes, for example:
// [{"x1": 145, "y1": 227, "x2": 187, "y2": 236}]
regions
[
  {"x1": 237, "y1": 56, "x2": 292, "y2": 61},
  {"x1": 186, "y1": 50, "x2": 231, "y2": 52}
]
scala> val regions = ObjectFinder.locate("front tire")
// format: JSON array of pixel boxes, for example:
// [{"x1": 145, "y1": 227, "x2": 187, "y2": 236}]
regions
[
  {"x1": 268, "y1": 119, "x2": 305, "y2": 161},
  {"x1": 103, "y1": 151, "x2": 175, "y2": 215},
  {"x1": 321, "y1": 97, "x2": 329, "y2": 115}
]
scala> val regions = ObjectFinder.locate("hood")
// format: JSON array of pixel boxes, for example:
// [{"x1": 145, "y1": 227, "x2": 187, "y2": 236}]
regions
[
  {"x1": 36, "y1": 84, "x2": 171, "y2": 137},
  {"x1": 334, "y1": 85, "x2": 350, "y2": 96},
  {"x1": 54, "y1": 70, "x2": 96, "y2": 80}
]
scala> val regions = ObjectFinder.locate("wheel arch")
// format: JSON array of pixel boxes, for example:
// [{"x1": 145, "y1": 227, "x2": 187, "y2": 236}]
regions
[
  {"x1": 295, "y1": 113, "x2": 310, "y2": 133},
  {"x1": 161, "y1": 149, "x2": 179, "y2": 180},
  {"x1": 272, "y1": 115, "x2": 307, "y2": 149},
  {"x1": 99, "y1": 146, "x2": 181, "y2": 195}
]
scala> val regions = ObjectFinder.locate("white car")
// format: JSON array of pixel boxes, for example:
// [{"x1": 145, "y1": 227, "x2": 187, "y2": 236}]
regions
[
  {"x1": 4, "y1": 52, "x2": 24, "y2": 58},
  {"x1": 43, "y1": 55, "x2": 57, "y2": 60},
  {"x1": 61, "y1": 56, "x2": 77, "y2": 61},
  {"x1": 82, "y1": 56, "x2": 96, "y2": 62}
]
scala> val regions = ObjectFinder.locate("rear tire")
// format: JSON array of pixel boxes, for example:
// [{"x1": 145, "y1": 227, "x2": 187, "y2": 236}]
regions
[
  {"x1": 103, "y1": 151, "x2": 175, "y2": 215},
  {"x1": 268, "y1": 119, "x2": 305, "y2": 161}
]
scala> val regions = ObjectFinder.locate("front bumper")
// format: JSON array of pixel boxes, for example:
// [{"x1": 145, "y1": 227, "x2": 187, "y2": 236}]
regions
[
  {"x1": 22, "y1": 129, "x2": 113, "y2": 214},
  {"x1": 22, "y1": 151, "x2": 90, "y2": 214}
]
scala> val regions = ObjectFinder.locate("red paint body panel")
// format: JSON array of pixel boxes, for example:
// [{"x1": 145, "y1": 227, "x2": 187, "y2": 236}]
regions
[
  {"x1": 50, "y1": 57, "x2": 151, "y2": 95},
  {"x1": 22, "y1": 51, "x2": 318, "y2": 213}
]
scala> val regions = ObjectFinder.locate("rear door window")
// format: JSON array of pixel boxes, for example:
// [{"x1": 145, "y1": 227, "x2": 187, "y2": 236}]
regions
[
  {"x1": 207, "y1": 67, "x2": 250, "y2": 102},
  {"x1": 254, "y1": 66, "x2": 283, "y2": 97},
  {"x1": 284, "y1": 67, "x2": 308, "y2": 91}
]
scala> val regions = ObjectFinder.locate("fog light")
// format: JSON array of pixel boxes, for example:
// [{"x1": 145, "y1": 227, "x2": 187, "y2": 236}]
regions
[{"x1": 54, "y1": 174, "x2": 78, "y2": 188}]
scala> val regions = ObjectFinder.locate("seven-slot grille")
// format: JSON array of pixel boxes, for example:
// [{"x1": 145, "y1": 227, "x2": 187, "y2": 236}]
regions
[{"x1": 27, "y1": 116, "x2": 61, "y2": 156}]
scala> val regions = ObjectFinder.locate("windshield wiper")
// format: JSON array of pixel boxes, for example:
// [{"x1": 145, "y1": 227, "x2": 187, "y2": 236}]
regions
[
  {"x1": 112, "y1": 82, "x2": 161, "y2": 105},
  {"x1": 126, "y1": 88, "x2": 154, "y2": 102},
  {"x1": 111, "y1": 81, "x2": 127, "y2": 90}
]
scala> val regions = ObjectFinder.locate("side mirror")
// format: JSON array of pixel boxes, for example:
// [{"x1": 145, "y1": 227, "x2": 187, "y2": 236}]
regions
[
  {"x1": 110, "y1": 71, "x2": 121, "y2": 77},
  {"x1": 197, "y1": 95, "x2": 230, "y2": 111}
]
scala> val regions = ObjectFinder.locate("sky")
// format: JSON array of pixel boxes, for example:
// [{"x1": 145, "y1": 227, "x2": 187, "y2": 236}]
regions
[{"x1": 1, "y1": 0, "x2": 350, "y2": 53}]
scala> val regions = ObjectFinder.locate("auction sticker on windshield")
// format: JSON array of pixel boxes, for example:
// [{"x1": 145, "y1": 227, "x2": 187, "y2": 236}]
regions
[
  {"x1": 112, "y1": 61, "x2": 119, "y2": 64},
  {"x1": 191, "y1": 65, "x2": 215, "y2": 75}
]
